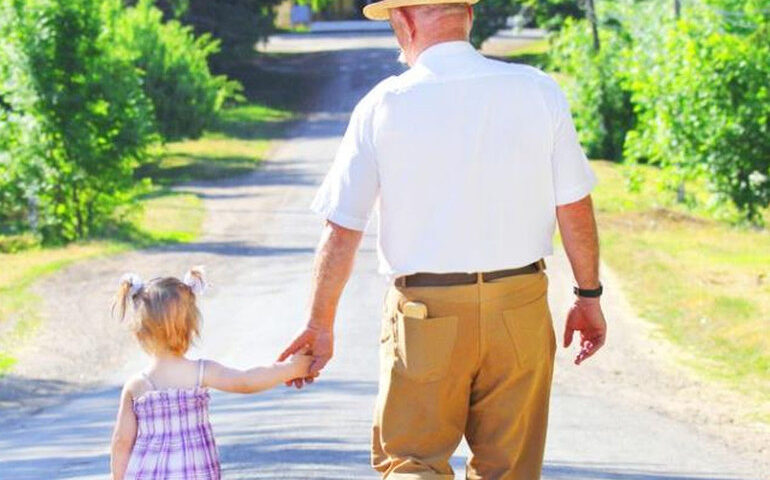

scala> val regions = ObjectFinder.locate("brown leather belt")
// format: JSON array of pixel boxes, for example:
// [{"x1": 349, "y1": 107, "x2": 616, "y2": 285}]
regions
[{"x1": 395, "y1": 260, "x2": 545, "y2": 288}]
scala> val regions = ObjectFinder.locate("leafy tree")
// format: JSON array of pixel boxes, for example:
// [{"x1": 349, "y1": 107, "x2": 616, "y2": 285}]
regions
[
  {"x1": 110, "y1": 0, "x2": 242, "y2": 140},
  {"x1": 550, "y1": 15, "x2": 635, "y2": 160},
  {"x1": 0, "y1": 0, "x2": 156, "y2": 241},
  {"x1": 624, "y1": 5, "x2": 770, "y2": 222},
  {"x1": 0, "y1": 3, "x2": 45, "y2": 237},
  {"x1": 521, "y1": 0, "x2": 583, "y2": 31}
]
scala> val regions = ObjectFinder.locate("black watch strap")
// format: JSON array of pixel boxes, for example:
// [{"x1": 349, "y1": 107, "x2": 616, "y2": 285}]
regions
[{"x1": 574, "y1": 283, "x2": 603, "y2": 298}]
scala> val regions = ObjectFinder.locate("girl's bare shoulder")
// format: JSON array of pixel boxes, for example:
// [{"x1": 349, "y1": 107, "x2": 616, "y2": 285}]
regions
[{"x1": 122, "y1": 374, "x2": 151, "y2": 400}]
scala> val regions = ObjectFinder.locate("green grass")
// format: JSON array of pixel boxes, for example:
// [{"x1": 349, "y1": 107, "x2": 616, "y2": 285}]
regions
[
  {"x1": 592, "y1": 161, "x2": 770, "y2": 417},
  {"x1": 138, "y1": 104, "x2": 293, "y2": 186},
  {"x1": 506, "y1": 38, "x2": 550, "y2": 68},
  {"x1": 0, "y1": 352, "x2": 16, "y2": 372}
]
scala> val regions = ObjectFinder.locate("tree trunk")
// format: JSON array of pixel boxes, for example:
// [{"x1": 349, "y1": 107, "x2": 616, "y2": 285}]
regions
[
  {"x1": 674, "y1": 0, "x2": 681, "y2": 19},
  {"x1": 72, "y1": 183, "x2": 84, "y2": 239},
  {"x1": 586, "y1": 0, "x2": 601, "y2": 51},
  {"x1": 677, "y1": 181, "x2": 686, "y2": 204}
]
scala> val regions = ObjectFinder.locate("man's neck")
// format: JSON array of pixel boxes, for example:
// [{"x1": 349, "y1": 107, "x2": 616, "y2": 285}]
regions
[{"x1": 409, "y1": 33, "x2": 469, "y2": 66}]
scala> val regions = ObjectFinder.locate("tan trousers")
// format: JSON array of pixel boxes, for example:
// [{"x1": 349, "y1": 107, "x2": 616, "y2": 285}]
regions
[{"x1": 371, "y1": 272, "x2": 555, "y2": 480}]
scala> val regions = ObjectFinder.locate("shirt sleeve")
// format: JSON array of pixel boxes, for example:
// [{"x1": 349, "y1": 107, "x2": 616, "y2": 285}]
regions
[
  {"x1": 550, "y1": 84, "x2": 598, "y2": 206},
  {"x1": 310, "y1": 100, "x2": 379, "y2": 231}
]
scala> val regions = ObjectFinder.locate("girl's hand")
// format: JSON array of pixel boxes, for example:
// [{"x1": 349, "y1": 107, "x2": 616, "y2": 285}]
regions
[{"x1": 288, "y1": 352, "x2": 314, "y2": 378}]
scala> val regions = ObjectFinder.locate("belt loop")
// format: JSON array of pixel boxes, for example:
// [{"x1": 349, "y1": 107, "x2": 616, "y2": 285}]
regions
[
  {"x1": 538, "y1": 259, "x2": 546, "y2": 271},
  {"x1": 476, "y1": 272, "x2": 482, "y2": 284}
]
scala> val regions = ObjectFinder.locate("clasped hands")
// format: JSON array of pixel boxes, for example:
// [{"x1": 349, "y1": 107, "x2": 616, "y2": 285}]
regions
[{"x1": 278, "y1": 323, "x2": 333, "y2": 388}]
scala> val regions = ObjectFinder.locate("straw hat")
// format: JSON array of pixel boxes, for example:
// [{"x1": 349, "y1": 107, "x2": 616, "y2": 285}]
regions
[{"x1": 363, "y1": 0, "x2": 480, "y2": 21}]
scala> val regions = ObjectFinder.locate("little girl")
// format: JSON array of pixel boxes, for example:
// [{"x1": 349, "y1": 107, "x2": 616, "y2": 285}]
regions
[{"x1": 110, "y1": 267, "x2": 312, "y2": 480}]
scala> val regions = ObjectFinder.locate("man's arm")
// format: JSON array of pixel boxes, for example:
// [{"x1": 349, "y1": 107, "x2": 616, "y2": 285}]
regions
[
  {"x1": 557, "y1": 194, "x2": 600, "y2": 289},
  {"x1": 278, "y1": 221, "x2": 363, "y2": 386},
  {"x1": 556, "y1": 194, "x2": 607, "y2": 365}
]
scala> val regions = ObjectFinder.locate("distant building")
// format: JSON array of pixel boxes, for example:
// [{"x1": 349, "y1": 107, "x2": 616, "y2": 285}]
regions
[{"x1": 276, "y1": 0, "x2": 370, "y2": 26}]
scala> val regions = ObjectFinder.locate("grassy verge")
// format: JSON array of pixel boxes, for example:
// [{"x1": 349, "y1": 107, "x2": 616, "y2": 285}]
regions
[
  {"x1": 0, "y1": 191, "x2": 204, "y2": 374},
  {"x1": 506, "y1": 38, "x2": 550, "y2": 68},
  {"x1": 138, "y1": 104, "x2": 293, "y2": 186},
  {"x1": 591, "y1": 161, "x2": 770, "y2": 420}
]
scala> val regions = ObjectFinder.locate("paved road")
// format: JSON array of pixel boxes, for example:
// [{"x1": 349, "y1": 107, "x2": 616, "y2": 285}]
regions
[{"x1": 0, "y1": 33, "x2": 761, "y2": 479}]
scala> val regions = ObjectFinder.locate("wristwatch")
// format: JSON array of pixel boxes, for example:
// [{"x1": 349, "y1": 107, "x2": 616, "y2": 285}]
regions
[{"x1": 574, "y1": 283, "x2": 603, "y2": 298}]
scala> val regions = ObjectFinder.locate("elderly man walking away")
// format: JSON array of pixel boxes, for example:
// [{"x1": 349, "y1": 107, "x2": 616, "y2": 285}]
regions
[{"x1": 279, "y1": 1, "x2": 608, "y2": 478}]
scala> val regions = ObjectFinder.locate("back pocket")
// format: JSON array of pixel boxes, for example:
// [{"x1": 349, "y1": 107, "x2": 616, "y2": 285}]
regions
[
  {"x1": 393, "y1": 311, "x2": 458, "y2": 383},
  {"x1": 502, "y1": 296, "x2": 555, "y2": 370}
]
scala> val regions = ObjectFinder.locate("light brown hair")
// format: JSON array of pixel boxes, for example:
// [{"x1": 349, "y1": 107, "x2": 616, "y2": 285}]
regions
[{"x1": 113, "y1": 271, "x2": 203, "y2": 356}]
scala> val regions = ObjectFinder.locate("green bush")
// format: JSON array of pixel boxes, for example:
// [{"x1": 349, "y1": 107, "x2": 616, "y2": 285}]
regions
[
  {"x1": 550, "y1": 17, "x2": 635, "y2": 160},
  {"x1": 0, "y1": 0, "x2": 48, "y2": 237},
  {"x1": 624, "y1": 7, "x2": 770, "y2": 223},
  {"x1": 1, "y1": 0, "x2": 246, "y2": 243},
  {"x1": 111, "y1": 0, "x2": 242, "y2": 141},
  {"x1": 0, "y1": 232, "x2": 41, "y2": 253},
  {"x1": 0, "y1": 0, "x2": 156, "y2": 242}
]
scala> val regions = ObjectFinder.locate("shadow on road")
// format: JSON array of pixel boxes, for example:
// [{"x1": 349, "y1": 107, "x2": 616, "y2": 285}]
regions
[
  {"x1": 154, "y1": 242, "x2": 315, "y2": 258},
  {"x1": 0, "y1": 377, "x2": 756, "y2": 480},
  {"x1": 0, "y1": 375, "x2": 74, "y2": 410},
  {"x1": 0, "y1": 379, "x2": 380, "y2": 478},
  {"x1": 542, "y1": 463, "x2": 749, "y2": 480}
]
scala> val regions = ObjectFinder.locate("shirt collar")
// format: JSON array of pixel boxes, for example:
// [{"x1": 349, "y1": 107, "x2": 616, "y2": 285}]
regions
[{"x1": 414, "y1": 41, "x2": 477, "y2": 68}]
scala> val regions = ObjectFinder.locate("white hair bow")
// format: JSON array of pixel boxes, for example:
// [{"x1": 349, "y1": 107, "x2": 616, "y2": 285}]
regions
[
  {"x1": 120, "y1": 273, "x2": 144, "y2": 297},
  {"x1": 183, "y1": 266, "x2": 207, "y2": 296}
]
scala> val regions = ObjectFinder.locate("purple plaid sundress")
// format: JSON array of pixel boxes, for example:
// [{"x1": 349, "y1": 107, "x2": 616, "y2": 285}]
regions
[{"x1": 125, "y1": 360, "x2": 221, "y2": 479}]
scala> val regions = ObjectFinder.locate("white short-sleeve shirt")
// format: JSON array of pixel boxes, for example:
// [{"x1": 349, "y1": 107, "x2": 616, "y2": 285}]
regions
[{"x1": 311, "y1": 41, "x2": 597, "y2": 279}]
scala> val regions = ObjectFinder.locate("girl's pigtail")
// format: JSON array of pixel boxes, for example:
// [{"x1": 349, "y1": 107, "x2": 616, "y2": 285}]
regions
[
  {"x1": 113, "y1": 273, "x2": 144, "y2": 321},
  {"x1": 183, "y1": 266, "x2": 207, "y2": 296}
]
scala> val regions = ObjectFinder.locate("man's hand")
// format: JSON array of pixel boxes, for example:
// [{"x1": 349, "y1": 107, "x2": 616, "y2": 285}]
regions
[
  {"x1": 278, "y1": 324, "x2": 334, "y2": 388},
  {"x1": 556, "y1": 194, "x2": 605, "y2": 364},
  {"x1": 563, "y1": 297, "x2": 607, "y2": 365}
]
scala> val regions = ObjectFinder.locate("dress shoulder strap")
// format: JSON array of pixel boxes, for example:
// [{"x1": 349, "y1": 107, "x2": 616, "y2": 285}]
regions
[
  {"x1": 141, "y1": 372, "x2": 157, "y2": 391},
  {"x1": 196, "y1": 359, "x2": 206, "y2": 389}
]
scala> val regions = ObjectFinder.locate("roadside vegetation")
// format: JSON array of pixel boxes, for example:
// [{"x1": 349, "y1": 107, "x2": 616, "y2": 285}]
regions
[
  {"x1": 0, "y1": 0, "x2": 296, "y2": 374},
  {"x1": 499, "y1": 0, "x2": 769, "y2": 420},
  {"x1": 591, "y1": 161, "x2": 769, "y2": 419}
]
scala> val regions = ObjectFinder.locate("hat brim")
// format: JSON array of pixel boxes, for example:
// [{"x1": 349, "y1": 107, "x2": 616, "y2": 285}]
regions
[{"x1": 363, "y1": 0, "x2": 479, "y2": 21}]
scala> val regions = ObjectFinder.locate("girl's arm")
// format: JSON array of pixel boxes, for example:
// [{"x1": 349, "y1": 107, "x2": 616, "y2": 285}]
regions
[
  {"x1": 111, "y1": 382, "x2": 138, "y2": 479},
  {"x1": 204, "y1": 354, "x2": 313, "y2": 394}
]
